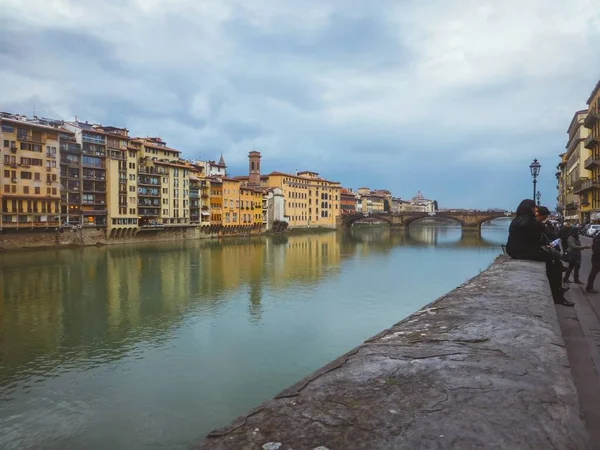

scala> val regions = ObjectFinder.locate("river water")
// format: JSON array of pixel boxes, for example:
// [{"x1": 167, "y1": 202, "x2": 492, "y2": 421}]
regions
[{"x1": 0, "y1": 221, "x2": 509, "y2": 450}]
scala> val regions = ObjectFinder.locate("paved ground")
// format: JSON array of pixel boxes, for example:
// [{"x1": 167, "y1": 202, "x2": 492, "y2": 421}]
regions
[{"x1": 558, "y1": 236, "x2": 600, "y2": 449}]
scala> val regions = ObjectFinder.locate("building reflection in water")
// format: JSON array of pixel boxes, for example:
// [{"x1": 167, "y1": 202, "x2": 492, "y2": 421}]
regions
[{"x1": 0, "y1": 223, "x2": 506, "y2": 386}]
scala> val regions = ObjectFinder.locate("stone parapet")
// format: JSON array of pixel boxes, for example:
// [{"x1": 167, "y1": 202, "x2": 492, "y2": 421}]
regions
[{"x1": 194, "y1": 256, "x2": 591, "y2": 450}]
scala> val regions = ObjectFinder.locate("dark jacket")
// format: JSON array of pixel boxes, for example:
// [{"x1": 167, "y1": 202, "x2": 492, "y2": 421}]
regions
[
  {"x1": 506, "y1": 200, "x2": 547, "y2": 261},
  {"x1": 566, "y1": 233, "x2": 585, "y2": 265},
  {"x1": 559, "y1": 227, "x2": 571, "y2": 250},
  {"x1": 592, "y1": 235, "x2": 600, "y2": 263},
  {"x1": 543, "y1": 222, "x2": 558, "y2": 242}
]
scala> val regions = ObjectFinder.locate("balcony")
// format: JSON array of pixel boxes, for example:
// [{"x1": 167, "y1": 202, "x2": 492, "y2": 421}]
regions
[
  {"x1": 584, "y1": 134, "x2": 600, "y2": 149},
  {"x1": 61, "y1": 157, "x2": 81, "y2": 166},
  {"x1": 573, "y1": 177, "x2": 600, "y2": 193},
  {"x1": 584, "y1": 156, "x2": 600, "y2": 169},
  {"x1": 565, "y1": 202, "x2": 578, "y2": 211},
  {"x1": 585, "y1": 109, "x2": 600, "y2": 129}
]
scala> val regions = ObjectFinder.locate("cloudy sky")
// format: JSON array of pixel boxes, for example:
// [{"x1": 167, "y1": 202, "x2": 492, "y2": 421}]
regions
[{"x1": 1, "y1": 0, "x2": 599, "y2": 209}]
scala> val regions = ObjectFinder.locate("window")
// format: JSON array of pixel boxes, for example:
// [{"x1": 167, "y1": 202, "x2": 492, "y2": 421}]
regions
[
  {"x1": 52, "y1": 188, "x2": 57, "y2": 195},
  {"x1": 35, "y1": 187, "x2": 40, "y2": 194},
  {"x1": 34, "y1": 173, "x2": 40, "y2": 181},
  {"x1": 3, "y1": 185, "x2": 9, "y2": 193},
  {"x1": 129, "y1": 185, "x2": 135, "y2": 192},
  {"x1": 21, "y1": 171, "x2": 32, "y2": 180},
  {"x1": 3, "y1": 170, "x2": 9, "y2": 178}
]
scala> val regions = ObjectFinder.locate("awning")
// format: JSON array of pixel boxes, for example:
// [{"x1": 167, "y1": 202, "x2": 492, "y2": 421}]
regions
[
  {"x1": 591, "y1": 212, "x2": 600, "y2": 220},
  {"x1": 565, "y1": 215, "x2": 579, "y2": 220},
  {"x1": 201, "y1": 211, "x2": 210, "y2": 216}
]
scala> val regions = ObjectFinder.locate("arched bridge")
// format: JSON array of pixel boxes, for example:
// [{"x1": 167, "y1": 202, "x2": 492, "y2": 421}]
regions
[{"x1": 338, "y1": 211, "x2": 513, "y2": 232}]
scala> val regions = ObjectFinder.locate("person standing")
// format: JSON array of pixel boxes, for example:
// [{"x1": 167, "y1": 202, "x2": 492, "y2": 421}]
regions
[
  {"x1": 564, "y1": 228, "x2": 590, "y2": 284},
  {"x1": 586, "y1": 233, "x2": 600, "y2": 293},
  {"x1": 559, "y1": 222, "x2": 571, "y2": 252},
  {"x1": 506, "y1": 200, "x2": 572, "y2": 306}
]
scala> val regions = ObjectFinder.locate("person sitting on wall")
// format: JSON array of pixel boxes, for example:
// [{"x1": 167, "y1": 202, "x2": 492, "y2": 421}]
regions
[{"x1": 506, "y1": 200, "x2": 573, "y2": 307}]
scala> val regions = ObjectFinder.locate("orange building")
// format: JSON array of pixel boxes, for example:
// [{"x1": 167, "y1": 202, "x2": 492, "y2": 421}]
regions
[{"x1": 340, "y1": 188, "x2": 357, "y2": 215}]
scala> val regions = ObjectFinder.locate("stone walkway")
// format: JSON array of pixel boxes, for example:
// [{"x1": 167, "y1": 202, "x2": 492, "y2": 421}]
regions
[
  {"x1": 195, "y1": 257, "x2": 590, "y2": 449},
  {"x1": 559, "y1": 238, "x2": 600, "y2": 449}
]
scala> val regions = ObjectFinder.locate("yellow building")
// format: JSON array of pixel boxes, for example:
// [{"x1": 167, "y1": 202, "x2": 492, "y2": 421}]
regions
[
  {"x1": 135, "y1": 137, "x2": 190, "y2": 227},
  {"x1": 582, "y1": 81, "x2": 600, "y2": 222},
  {"x1": 240, "y1": 186, "x2": 263, "y2": 226},
  {"x1": 263, "y1": 171, "x2": 341, "y2": 228},
  {"x1": 222, "y1": 177, "x2": 241, "y2": 225},
  {"x1": 1, "y1": 115, "x2": 61, "y2": 229},
  {"x1": 235, "y1": 151, "x2": 340, "y2": 228},
  {"x1": 209, "y1": 177, "x2": 223, "y2": 225},
  {"x1": 561, "y1": 110, "x2": 591, "y2": 222}
]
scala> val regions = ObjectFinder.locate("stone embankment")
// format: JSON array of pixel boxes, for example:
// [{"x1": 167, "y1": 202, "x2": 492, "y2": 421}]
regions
[
  {"x1": 194, "y1": 256, "x2": 591, "y2": 449},
  {"x1": 0, "y1": 226, "x2": 267, "y2": 251}
]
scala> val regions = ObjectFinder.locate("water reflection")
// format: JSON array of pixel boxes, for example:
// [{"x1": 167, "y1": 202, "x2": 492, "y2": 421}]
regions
[
  {"x1": 0, "y1": 223, "x2": 507, "y2": 450},
  {"x1": 0, "y1": 225, "x2": 507, "y2": 386}
]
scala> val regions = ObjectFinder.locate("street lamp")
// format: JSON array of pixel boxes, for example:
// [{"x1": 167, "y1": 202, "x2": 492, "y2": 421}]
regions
[
  {"x1": 530, "y1": 159, "x2": 541, "y2": 203},
  {"x1": 536, "y1": 191, "x2": 541, "y2": 206}
]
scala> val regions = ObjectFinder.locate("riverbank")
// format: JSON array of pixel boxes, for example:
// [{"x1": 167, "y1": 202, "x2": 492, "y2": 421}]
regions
[
  {"x1": 0, "y1": 225, "x2": 338, "y2": 252},
  {"x1": 194, "y1": 256, "x2": 590, "y2": 449}
]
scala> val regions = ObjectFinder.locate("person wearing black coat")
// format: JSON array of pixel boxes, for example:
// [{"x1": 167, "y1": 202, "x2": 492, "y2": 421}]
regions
[
  {"x1": 586, "y1": 233, "x2": 600, "y2": 293},
  {"x1": 506, "y1": 200, "x2": 573, "y2": 306}
]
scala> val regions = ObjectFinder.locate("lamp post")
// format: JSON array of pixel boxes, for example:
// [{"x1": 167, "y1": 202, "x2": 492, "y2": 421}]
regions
[
  {"x1": 536, "y1": 191, "x2": 541, "y2": 206},
  {"x1": 530, "y1": 159, "x2": 541, "y2": 204}
]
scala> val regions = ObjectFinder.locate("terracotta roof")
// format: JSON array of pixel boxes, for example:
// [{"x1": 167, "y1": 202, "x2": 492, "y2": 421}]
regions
[
  {"x1": 1, "y1": 117, "x2": 63, "y2": 132},
  {"x1": 267, "y1": 171, "x2": 340, "y2": 184}
]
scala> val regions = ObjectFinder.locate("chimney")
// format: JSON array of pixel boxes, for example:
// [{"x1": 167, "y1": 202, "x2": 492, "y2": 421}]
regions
[{"x1": 248, "y1": 150, "x2": 261, "y2": 187}]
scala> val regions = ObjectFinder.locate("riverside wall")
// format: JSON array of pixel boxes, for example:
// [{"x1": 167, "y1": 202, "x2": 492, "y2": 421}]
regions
[
  {"x1": 194, "y1": 256, "x2": 591, "y2": 450},
  {"x1": 0, "y1": 226, "x2": 262, "y2": 251}
]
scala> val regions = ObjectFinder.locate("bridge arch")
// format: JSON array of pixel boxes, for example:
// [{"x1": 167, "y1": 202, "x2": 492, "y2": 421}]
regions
[
  {"x1": 340, "y1": 213, "x2": 395, "y2": 228},
  {"x1": 403, "y1": 215, "x2": 465, "y2": 228}
]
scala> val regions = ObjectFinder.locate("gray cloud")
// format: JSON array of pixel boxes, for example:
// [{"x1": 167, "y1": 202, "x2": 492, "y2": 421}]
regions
[{"x1": 0, "y1": 0, "x2": 599, "y2": 208}]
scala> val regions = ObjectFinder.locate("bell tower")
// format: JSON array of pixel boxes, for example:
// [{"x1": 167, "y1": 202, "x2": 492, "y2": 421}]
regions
[{"x1": 249, "y1": 150, "x2": 261, "y2": 187}]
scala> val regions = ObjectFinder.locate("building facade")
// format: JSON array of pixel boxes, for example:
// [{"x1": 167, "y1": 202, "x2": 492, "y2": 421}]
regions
[
  {"x1": 340, "y1": 188, "x2": 357, "y2": 214},
  {"x1": 262, "y1": 187, "x2": 285, "y2": 230},
  {"x1": 563, "y1": 110, "x2": 591, "y2": 222},
  {"x1": 1, "y1": 114, "x2": 62, "y2": 229},
  {"x1": 63, "y1": 121, "x2": 110, "y2": 227},
  {"x1": 580, "y1": 82, "x2": 600, "y2": 222},
  {"x1": 209, "y1": 177, "x2": 223, "y2": 225}
]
